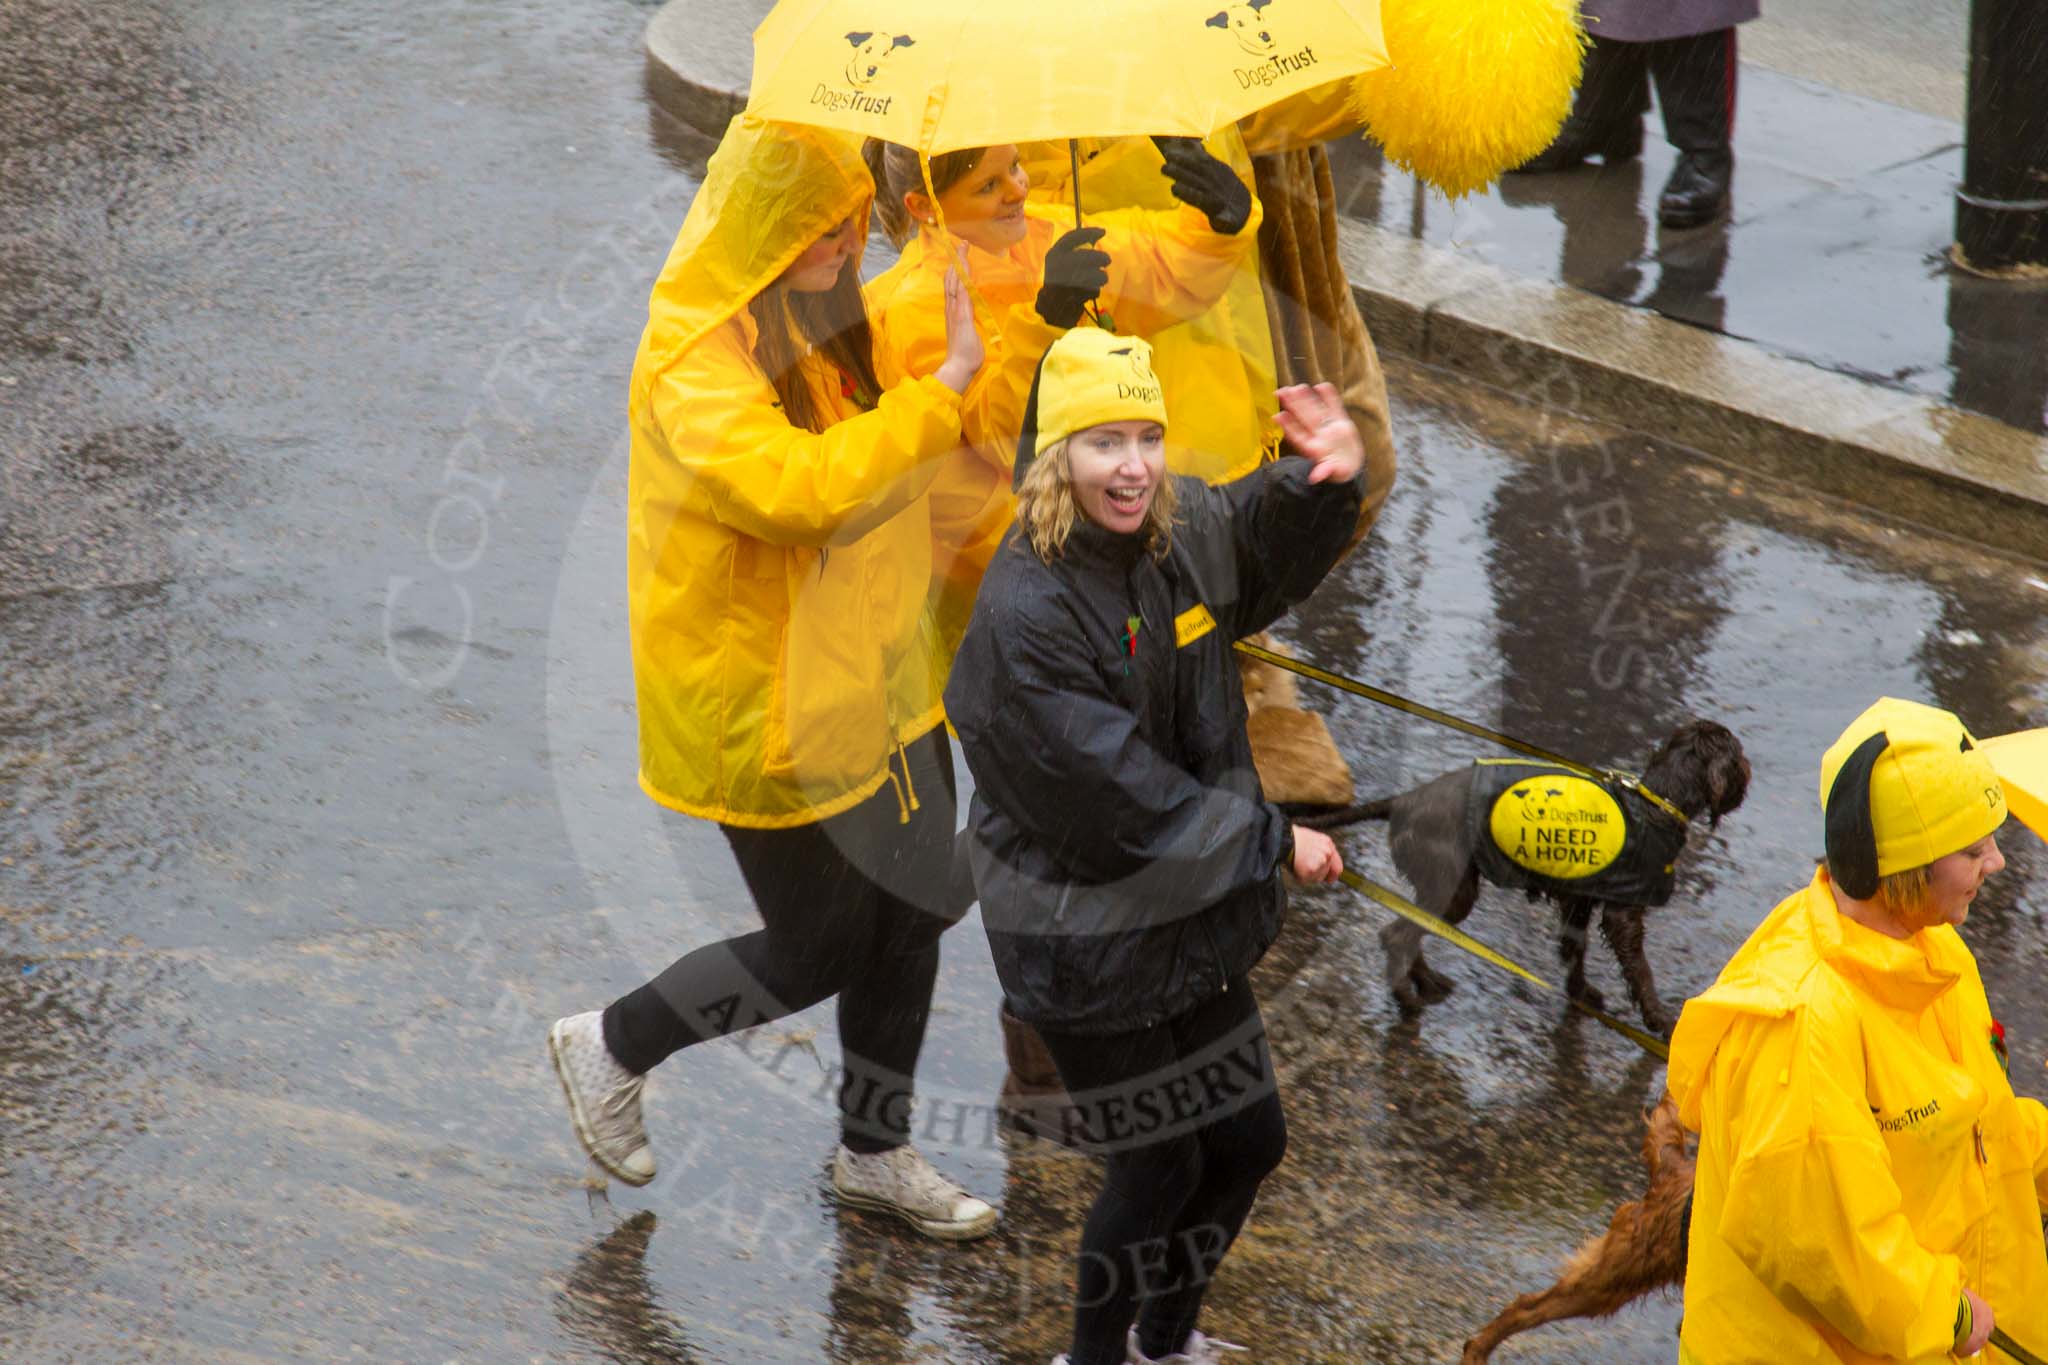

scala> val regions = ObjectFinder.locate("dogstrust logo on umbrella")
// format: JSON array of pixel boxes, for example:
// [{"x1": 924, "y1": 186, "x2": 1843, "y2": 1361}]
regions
[
  {"x1": 813, "y1": 28, "x2": 917, "y2": 114},
  {"x1": 1205, "y1": 0, "x2": 1322, "y2": 90},
  {"x1": 752, "y1": 0, "x2": 1382, "y2": 160}
]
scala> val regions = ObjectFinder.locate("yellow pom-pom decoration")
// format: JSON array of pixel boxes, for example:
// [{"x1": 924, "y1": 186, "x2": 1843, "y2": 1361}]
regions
[{"x1": 1349, "y1": 0, "x2": 1588, "y2": 199}]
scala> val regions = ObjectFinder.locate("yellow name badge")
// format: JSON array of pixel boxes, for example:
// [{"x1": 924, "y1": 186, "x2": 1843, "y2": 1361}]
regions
[
  {"x1": 1174, "y1": 603, "x2": 1217, "y2": 648},
  {"x1": 1488, "y1": 773, "x2": 1627, "y2": 880}
]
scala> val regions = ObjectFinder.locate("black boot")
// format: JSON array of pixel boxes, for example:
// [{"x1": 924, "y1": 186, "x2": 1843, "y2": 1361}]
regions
[
  {"x1": 1649, "y1": 29, "x2": 1737, "y2": 228},
  {"x1": 1513, "y1": 117, "x2": 1644, "y2": 173},
  {"x1": 1511, "y1": 34, "x2": 1649, "y2": 175},
  {"x1": 1658, "y1": 150, "x2": 1732, "y2": 228},
  {"x1": 995, "y1": 1005, "x2": 1079, "y2": 1145}
]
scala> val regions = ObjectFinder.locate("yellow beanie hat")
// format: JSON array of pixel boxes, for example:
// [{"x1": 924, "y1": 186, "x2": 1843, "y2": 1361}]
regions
[
  {"x1": 1819, "y1": 697, "x2": 2006, "y2": 898},
  {"x1": 1031, "y1": 328, "x2": 1167, "y2": 459}
]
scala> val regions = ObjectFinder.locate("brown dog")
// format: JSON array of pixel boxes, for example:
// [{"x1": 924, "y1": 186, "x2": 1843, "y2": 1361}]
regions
[
  {"x1": 1306, "y1": 721, "x2": 1749, "y2": 1035},
  {"x1": 1462, "y1": 1093, "x2": 1694, "y2": 1362}
]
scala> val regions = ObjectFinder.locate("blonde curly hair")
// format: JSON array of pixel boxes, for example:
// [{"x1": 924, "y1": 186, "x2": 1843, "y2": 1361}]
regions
[{"x1": 1012, "y1": 436, "x2": 1178, "y2": 562}]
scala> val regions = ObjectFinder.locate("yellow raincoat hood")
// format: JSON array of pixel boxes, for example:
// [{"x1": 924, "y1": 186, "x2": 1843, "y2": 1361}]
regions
[
  {"x1": 628, "y1": 115, "x2": 967, "y2": 826},
  {"x1": 639, "y1": 115, "x2": 872, "y2": 371},
  {"x1": 1668, "y1": 872, "x2": 2048, "y2": 1363}
]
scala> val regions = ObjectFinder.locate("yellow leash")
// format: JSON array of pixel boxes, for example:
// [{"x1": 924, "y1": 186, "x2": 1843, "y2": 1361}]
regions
[
  {"x1": 1233, "y1": 641, "x2": 1689, "y2": 827},
  {"x1": 1337, "y1": 869, "x2": 1671, "y2": 1061}
]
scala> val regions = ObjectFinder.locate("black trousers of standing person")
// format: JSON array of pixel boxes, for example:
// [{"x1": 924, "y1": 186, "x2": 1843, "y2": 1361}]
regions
[
  {"x1": 1036, "y1": 981, "x2": 1289, "y2": 1365},
  {"x1": 1578, "y1": 28, "x2": 1738, "y2": 155},
  {"x1": 602, "y1": 727, "x2": 962, "y2": 1154}
]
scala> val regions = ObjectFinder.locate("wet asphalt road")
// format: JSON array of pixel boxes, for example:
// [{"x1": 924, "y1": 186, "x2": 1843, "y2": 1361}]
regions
[{"x1": 4, "y1": 2, "x2": 2047, "y2": 1362}]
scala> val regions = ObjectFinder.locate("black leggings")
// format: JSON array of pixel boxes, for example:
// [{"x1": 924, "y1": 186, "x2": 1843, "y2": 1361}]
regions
[
  {"x1": 1037, "y1": 983, "x2": 1288, "y2": 1365},
  {"x1": 602, "y1": 728, "x2": 962, "y2": 1153}
]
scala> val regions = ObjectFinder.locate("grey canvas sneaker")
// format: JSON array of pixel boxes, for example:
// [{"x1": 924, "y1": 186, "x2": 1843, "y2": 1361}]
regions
[
  {"x1": 830, "y1": 1143, "x2": 998, "y2": 1241},
  {"x1": 548, "y1": 1011, "x2": 655, "y2": 1186}
]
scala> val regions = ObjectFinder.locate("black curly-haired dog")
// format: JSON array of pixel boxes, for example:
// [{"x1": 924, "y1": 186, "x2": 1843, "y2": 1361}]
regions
[{"x1": 1305, "y1": 721, "x2": 1749, "y2": 1035}]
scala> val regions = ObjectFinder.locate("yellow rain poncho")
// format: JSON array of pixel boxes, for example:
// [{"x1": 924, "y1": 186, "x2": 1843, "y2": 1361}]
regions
[
  {"x1": 867, "y1": 182, "x2": 1260, "y2": 662},
  {"x1": 628, "y1": 115, "x2": 968, "y2": 826},
  {"x1": 1668, "y1": 870, "x2": 2048, "y2": 1364}
]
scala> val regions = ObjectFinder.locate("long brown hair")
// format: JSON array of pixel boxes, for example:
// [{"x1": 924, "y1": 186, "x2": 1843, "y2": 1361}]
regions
[
  {"x1": 860, "y1": 140, "x2": 987, "y2": 248},
  {"x1": 748, "y1": 259, "x2": 883, "y2": 435}
]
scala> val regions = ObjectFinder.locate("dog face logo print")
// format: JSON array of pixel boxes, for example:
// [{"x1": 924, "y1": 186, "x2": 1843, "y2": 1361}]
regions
[
  {"x1": 1108, "y1": 344, "x2": 1158, "y2": 387},
  {"x1": 1488, "y1": 773, "x2": 1629, "y2": 880},
  {"x1": 1106, "y1": 345, "x2": 1163, "y2": 404},
  {"x1": 1205, "y1": 0, "x2": 1277, "y2": 55},
  {"x1": 843, "y1": 30, "x2": 914, "y2": 87},
  {"x1": 1203, "y1": 0, "x2": 1322, "y2": 90},
  {"x1": 810, "y1": 30, "x2": 916, "y2": 116}
]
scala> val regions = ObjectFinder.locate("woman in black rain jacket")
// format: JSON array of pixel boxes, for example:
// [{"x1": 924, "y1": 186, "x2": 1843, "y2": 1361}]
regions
[{"x1": 943, "y1": 325, "x2": 1361, "y2": 1365}]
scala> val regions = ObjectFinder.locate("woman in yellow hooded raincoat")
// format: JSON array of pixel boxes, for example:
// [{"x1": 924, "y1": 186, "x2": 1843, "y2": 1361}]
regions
[
  {"x1": 1668, "y1": 697, "x2": 2048, "y2": 1363},
  {"x1": 545, "y1": 114, "x2": 1001, "y2": 1242}
]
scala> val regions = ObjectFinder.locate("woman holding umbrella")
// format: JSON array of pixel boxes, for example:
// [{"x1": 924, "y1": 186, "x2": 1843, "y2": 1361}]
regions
[
  {"x1": 862, "y1": 135, "x2": 1262, "y2": 664},
  {"x1": 546, "y1": 113, "x2": 1001, "y2": 1241}
]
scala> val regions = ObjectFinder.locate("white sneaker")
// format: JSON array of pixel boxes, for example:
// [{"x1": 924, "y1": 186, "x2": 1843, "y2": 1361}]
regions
[
  {"x1": 548, "y1": 1012, "x2": 655, "y2": 1186},
  {"x1": 830, "y1": 1143, "x2": 999, "y2": 1241},
  {"x1": 1128, "y1": 1327, "x2": 1249, "y2": 1363}
]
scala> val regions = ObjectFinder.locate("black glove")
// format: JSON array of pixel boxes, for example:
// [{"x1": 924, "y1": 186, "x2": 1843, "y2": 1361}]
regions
[
  {"x1": 1035, "y1": 226, "x2": 1110, "y2": 328},
  {"x1": 1152, "y1": 135, "x2": 1253, "y2": 236}
]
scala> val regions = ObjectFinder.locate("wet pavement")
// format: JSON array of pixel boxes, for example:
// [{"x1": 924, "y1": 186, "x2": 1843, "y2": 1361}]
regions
[
  {"x1": 1322, "y1": 67, "x2": 2048, "y2": 437},
  {"x1": 5, "y1": 3, "x2": 2048, "y2": 1362},
  {"x1": 1745, "y1": 1, "x2": 1966, "y2": 121}
]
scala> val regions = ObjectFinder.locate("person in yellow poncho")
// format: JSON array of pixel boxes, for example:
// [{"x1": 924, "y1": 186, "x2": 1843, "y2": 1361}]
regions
[
  {"x1": 860, "y1": 136, "x2": 1263, "y2": 671},
  {"x1": 1668, "y1": 698, "x2": 2048, "y2": 1364},
  {"x1": 545, "y1": 114, "x2": 1001, "y2": 1242}
]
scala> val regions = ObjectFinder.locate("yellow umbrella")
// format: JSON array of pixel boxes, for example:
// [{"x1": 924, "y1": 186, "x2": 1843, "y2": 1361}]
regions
[
  {"x1": 1981, "y1": 728, "x2": 2048, "y2": 842},
  {"x1": 746, "y1": 0, "x2": 1389, "y2": 156}
]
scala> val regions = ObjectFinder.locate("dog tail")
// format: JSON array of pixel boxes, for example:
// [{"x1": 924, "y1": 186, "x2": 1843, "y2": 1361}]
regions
[
  {"x1": 1287, "y1": 798, "x2": 1392, "y2": 831},
  {"x1": 1462, "y1": 1095, "x2": 1695, "y2": 1363},
  {"x1": 1641, "y1": 1092, "x2": 1689, "y2": 1178}
]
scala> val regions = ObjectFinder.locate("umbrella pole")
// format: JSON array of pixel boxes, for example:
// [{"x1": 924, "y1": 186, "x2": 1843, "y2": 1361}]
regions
[
  {"x1": 1068, "y1": 138, "x2": 1084, "y2": 229},
  {"x1": 919, "y1": 152, "x2": 950, "y2": 241}
]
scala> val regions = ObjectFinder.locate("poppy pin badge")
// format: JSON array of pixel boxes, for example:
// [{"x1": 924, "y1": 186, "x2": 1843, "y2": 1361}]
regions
[{"x1": 1990, "y1": 1019, "x2": 2009, "y2": 1078}]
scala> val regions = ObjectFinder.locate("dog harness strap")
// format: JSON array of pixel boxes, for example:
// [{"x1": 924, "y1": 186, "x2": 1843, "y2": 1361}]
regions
[
  {"x1": 1607, "y1": 774, "x2": 1689, "y2": 828},
  {"x1": 1232, "y1": 640, "x2": 1690, "y2": 826}
]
